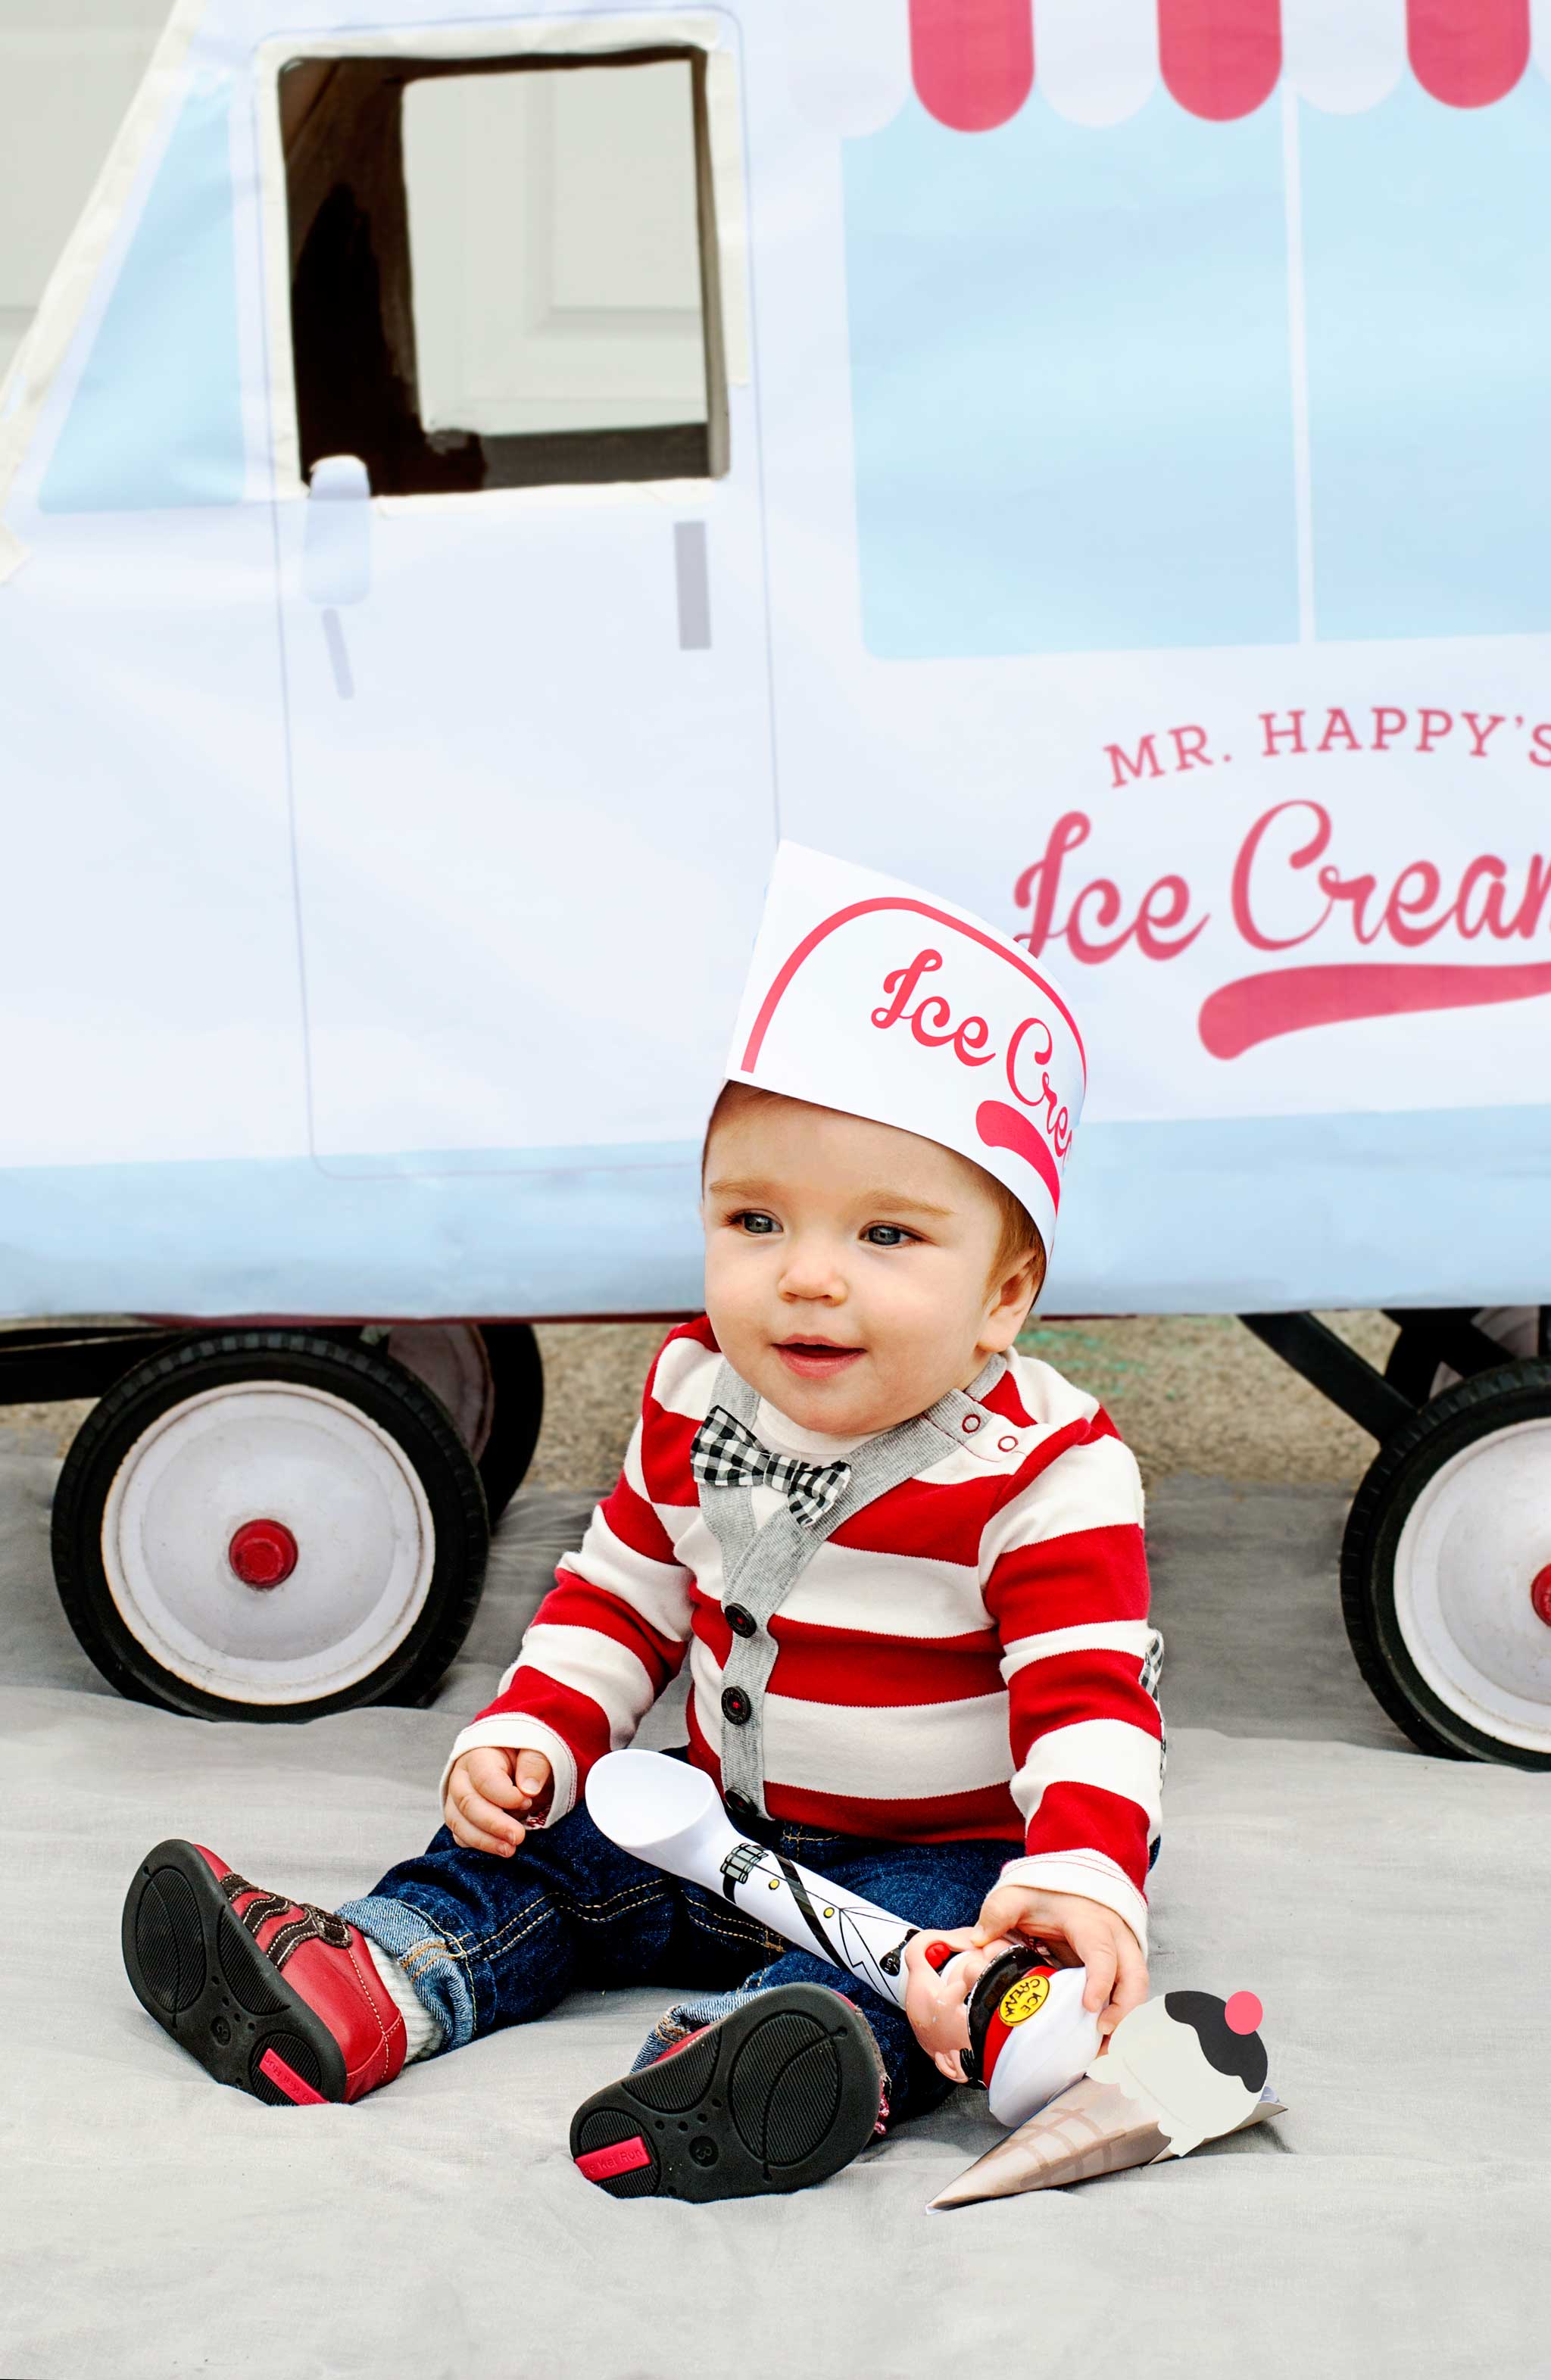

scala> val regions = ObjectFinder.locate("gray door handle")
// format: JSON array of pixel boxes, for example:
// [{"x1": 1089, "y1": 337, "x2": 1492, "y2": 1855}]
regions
[
  {"x1": 304, "y1": 454, "x2": 372, "y2": 603},
  {"x1": 304, "y1": 455, "x2": 371, "y2": 698}
]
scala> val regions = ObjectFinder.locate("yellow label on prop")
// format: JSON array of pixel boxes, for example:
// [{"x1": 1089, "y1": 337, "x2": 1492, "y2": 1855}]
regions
[{"x1": 999, "y1": 1972, "x2": 1050, "y2": 2026}]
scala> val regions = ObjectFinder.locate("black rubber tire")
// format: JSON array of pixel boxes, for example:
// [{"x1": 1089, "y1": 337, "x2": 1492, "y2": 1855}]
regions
[
  {"x1": 51, "y1": 1330, "x2": 488, "y2": 1722},
  {"x1": 473, "y1": 1324, "x2": 545, "y2": 1521},
  {"x1": 1340, "y1": 1359, "x2": 1551, "y2": 1767}
]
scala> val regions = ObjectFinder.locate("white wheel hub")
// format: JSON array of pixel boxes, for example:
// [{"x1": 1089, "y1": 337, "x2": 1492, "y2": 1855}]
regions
[
  {"x1": 101, "y1": 1380, "x2": 435, "y2": 1705},
  {"x1": 1393, "y1": 1416, "x2": 1551, "y2": 1752}
]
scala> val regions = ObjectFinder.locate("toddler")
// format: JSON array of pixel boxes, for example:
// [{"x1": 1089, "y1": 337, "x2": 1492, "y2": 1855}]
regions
[{"x1": 122, "y1": 847, "x2": 1163, "y2": 2202}]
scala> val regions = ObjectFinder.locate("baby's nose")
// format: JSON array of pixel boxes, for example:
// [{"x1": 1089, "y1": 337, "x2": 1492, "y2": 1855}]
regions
[{"x1": 779, "y1": 1248, "x2": 847, "y2": 1297}]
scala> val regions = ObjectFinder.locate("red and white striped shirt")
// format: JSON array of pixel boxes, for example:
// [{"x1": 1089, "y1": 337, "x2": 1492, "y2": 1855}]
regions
[{"x1": 448, "y1": 1318, "x2": 1163, "y2": 1948}]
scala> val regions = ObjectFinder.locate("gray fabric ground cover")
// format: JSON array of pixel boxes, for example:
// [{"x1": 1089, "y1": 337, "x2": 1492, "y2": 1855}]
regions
[{"x1": 2, "y1": 1460, "x2": 1546, "y2": 2378}]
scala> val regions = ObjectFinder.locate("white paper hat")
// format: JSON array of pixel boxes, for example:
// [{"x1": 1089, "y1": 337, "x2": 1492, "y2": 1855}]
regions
[{"x1": 726, "y1": 844, "x2": 1086, "y2": 1257}]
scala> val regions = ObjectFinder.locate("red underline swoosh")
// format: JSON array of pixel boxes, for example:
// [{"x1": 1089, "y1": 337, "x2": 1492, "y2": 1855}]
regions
[
  {"x1": 975, "y1": 1100, "x2": 1063, "y2": 1210},
  {"x1": 1200, "y1": 962, "x2": 1551, "y2": 1059}
]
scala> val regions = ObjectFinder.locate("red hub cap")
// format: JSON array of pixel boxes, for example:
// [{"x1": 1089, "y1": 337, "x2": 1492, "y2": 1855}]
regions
[
  {"x1": 1531, "y1": 1567, "x2": 1551, "y2": 1630},
  {"x1": 228, "y1": 1519, "x2": 298, "y2": 1590}
]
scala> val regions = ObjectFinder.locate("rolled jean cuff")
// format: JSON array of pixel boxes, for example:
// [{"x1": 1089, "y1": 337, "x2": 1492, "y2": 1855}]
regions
[
  {"x1": 630, "y1": 1987, "x2": 764, "y2": 2073},
  {"x1": 339, "y1": 1893, "x2": 476, "y2": 2054}
]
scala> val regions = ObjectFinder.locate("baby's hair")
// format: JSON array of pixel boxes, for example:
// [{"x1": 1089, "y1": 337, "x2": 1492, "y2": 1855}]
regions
[{"x1": 701, "y1": 1081, "x2": 1046, "y2": 1299}]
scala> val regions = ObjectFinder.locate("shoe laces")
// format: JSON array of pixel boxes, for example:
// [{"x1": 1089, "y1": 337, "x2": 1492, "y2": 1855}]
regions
[{"x1": 220, "y1": 1871, "x2": 353, "y2": 1973}]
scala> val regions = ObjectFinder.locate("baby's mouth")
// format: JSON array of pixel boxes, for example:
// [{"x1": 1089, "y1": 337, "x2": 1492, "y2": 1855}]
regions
[{"x1": 773, "y1": 1338, "x2": 864, "y2": 1380}]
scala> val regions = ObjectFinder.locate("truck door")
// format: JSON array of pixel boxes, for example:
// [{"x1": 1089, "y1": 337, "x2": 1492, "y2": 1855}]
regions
[{"x1": 264, "y1": 27, "x2": 772, "y2": 1174}]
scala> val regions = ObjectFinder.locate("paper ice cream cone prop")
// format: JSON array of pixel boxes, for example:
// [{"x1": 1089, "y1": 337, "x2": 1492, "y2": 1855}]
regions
[
  {"x1": 929, "y1": 2072, "x2": 1172, "y2": 2206},
  {"x1": 728, "y1": 843, "x2": 1086, "y2": 1259},
  {"x1": 929, "y1": 1988, "x2": 1285, "y2": 2209},
  {"x1": 1094, "y1": 1989, "x2": 1271, "y2": 2158}
]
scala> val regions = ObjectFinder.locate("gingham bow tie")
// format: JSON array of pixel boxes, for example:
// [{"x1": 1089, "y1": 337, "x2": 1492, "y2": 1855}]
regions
[{"x1": 690, "y1": 1406, "x2": 851, "y2": 1529}]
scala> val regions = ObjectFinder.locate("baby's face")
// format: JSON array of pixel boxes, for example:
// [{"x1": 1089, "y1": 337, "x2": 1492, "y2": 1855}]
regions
[{"x1": 701, "y1": 1094, "x2": 1035, "y2": 1437}]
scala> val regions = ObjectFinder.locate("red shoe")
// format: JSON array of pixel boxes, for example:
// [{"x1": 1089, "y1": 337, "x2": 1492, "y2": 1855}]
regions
[
  {"x1": 570, "y1": 1983, "x2": 886, "y2": 2203},
  {"x1": 123, "y1": 1839, "x2": 406, "y2": 2105}
]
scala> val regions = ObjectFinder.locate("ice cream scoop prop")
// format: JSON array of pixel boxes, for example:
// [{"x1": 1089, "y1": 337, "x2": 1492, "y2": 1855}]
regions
[
  {"x1": 928, "y1": 1987, "x2": 1286, "y2": 2208},
  {"x1": 948, "y1": 1942, "x2": 1101, "y2": 2125},
  {"x1": 585, "y1": 1751, "x2": 1100, "y2": 2124}
]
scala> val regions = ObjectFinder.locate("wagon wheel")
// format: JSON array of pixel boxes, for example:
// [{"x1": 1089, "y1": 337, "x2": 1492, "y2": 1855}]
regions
[
  {"x1": 51, "y1": 1331, "x2": 488, "y2": 1722},
  {"x1": 382, "y1": 1321, "x2": 544, "y2": 1521},
  {"x1": 1341, "y1": 1359, "x2": 1551, "y2": 1767},
  {"x1": 1383, "y1": 1307, "x2": 1544, "y2": 1404}
]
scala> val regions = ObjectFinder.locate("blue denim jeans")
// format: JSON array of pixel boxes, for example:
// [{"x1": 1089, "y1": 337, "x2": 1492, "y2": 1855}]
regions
[{"x1": 340, "y1": 1777, "x2": 1014, "y2": 2126}]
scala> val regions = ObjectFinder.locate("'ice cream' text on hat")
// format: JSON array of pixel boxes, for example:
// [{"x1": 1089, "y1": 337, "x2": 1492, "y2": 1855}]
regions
[{"x1": 727, "y1": 844, "x2": 1086, "y2": 1258}]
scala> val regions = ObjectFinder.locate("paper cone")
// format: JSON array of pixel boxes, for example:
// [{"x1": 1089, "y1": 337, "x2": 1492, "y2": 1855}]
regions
[
  {"x1": 928, "y1": 2074, "x2": 1168, "y2": 2207},
  {"x1": 928, "y1": 2078, "x2": 1287, "y2": 2209}
]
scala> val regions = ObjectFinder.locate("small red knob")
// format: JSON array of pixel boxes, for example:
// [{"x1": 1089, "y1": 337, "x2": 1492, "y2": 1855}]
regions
[
  {"x1": 923, "y1": 1939, "x2": 956, "y2": 1972},
  {"x1": 1531, "y1": 1567, "x2": 1551, "y2": 1630},
  {"x1": 228, "y1": 1520, "x2": 298, "y2": 1590}
]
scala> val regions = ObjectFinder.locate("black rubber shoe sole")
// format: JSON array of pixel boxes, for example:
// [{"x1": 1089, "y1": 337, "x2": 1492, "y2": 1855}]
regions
[
  {"x1": 123, "y1": 1839, "x2": 348, "y2": 2105},
  {"x1": 570, "y1": 1982, "x2": 883, "y2": 2204}
]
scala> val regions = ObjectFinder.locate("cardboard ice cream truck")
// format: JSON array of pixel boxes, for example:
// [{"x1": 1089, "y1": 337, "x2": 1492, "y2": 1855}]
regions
[{"x1": 3, "y1": 0, "x2": 1549, "y2": 1761}]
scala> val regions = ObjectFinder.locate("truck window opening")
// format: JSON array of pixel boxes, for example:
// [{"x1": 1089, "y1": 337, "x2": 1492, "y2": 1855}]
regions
[{"x1": 279, "y1": 45, "x2": 727, "y2": 497}]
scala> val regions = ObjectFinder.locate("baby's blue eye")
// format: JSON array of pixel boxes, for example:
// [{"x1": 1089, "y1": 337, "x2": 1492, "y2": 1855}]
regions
[
  {"x1": 863, "y1": 1224, "x2": 912, "y2": 1246},
  {"x1": 735, "y1": 1212, "x2": 779, "y2": 1236}
]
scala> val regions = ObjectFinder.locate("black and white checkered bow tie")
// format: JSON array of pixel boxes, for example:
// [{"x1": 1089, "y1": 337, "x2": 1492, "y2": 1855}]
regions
[{"x1": 690, "y1": 1405, "x2": 851, "y2": 1529}]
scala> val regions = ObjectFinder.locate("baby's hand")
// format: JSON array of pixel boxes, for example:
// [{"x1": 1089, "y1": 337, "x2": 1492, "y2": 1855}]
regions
[
  {"x1": 443, "y1": 1747, "x2": 552, "y2": 1855},
  {"x1": 900, "y1": 1926, "x2": 1019, "y2": 2082},
  {"x1": 972, "y1": 1886, "x2": 1147, "y2": 2036}
]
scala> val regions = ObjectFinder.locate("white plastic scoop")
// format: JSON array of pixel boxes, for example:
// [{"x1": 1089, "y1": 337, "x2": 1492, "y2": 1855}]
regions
[
  {"x1": 585, "y1": 1749, "x2": 1100, "y2": 2123},
  {"x1": 586, "y1": 1749, "x2": 916, "y2": 2002}
]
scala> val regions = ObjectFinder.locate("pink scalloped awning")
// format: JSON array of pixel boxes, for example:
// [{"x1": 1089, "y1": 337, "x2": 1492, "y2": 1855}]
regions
[{"x1": 907, "y1": 0, "x2": 1532, "y2": 130}]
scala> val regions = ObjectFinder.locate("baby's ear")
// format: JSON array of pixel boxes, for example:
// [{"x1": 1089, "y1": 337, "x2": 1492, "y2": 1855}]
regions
[{"x1": 984, "y1": 1252, "x2": 1041, "y2": 1349}]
